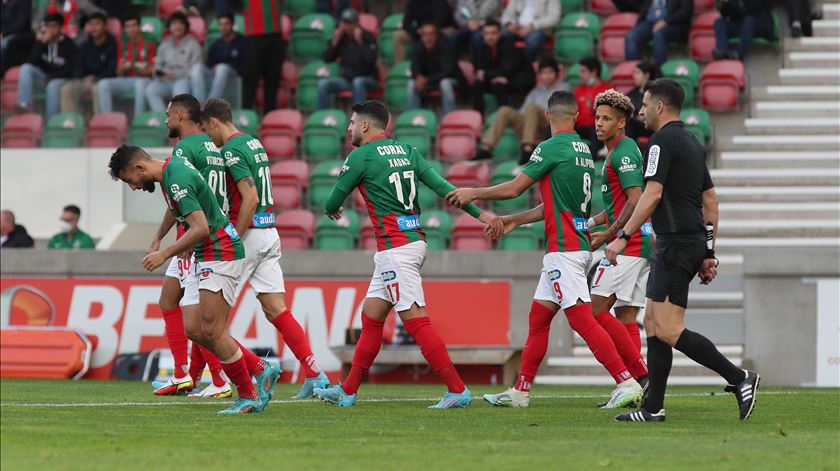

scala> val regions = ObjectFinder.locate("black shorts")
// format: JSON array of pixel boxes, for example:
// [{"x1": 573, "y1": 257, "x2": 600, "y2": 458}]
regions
[{"x1": 645, "y1": 234, "x2": 705, "y2": 308}]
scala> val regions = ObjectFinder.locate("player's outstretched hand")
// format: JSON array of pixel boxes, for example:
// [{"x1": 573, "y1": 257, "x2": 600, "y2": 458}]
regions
[
  {"x1": 141, "y1": 250, "x2": 168, "y2": 272},
  {"x1": 479, "y1": 212, "x2": 504, "y2": 238},
  {"x1": 589, "y1": 231, "x2": 610, "y2": 251},
  {"x1": 604, "y1": 239, "x2": 627, "y2": 265},
  {"x1": 327, "y1": 207, "x2": 344, "y2": 220},
  {"x1": 445, "y1": 188, "x2": 476, "y2": 209},
  {"x1": 698, "y1": 258, "x2": 719, "y2": 285}
]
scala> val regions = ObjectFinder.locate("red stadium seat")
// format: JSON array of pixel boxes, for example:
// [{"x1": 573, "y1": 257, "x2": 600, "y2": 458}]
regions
[
  {"x1": 359, "y1": 13, "x2": 379, "y2": 36},
  {"x1": 458, "y1": 61, "x2": 474, "y2": 85},
  {"x1": 700, "y1": 60, "x2": 744, "y2": 112},
  {"x1": 438, "y1": 110, "x2": 482, "y2": 162},
  {"x1": 270, "y1": 160, "x2": 309, "y2": 210},
  {"x1": 276, "y1": 209, "x2": 315, "y2": 250},
  {"x1": 1, "y1": 113, "x2": 43, "y2": 147},
  {"x1": 694, "y1": 0, "x2": 715, "y2": 13},
  {"x1": 599, "y1": 13, "x2": 638, "y2": 63},
  {"x1": 259, "y1": 109, "x2": 303, "y2": 160},
  {"x1": 609, "y1": 60, "x2": 640, "y2": 93},
  {"x1": 451, "y1": 214, "x2": 491, "y2": 251},
  {"x1": 689, "y1": 11, "x2": 721, "y2": 61},
  {"x1": 590, "y1": 0, "x2": 618, "y2": 14},
  {"x1": 86, "y1": 112, "x2": 127, "y2": 147},
  {"x1": 445, "y1": 161, "x2": 491, "y2": 188},
  {"x1": 188, "y1": 16, "x2": 206, "y2": 43},
  {"x1": 359, "y1": 217, "x2": 377, "y2": 250},
  {"x1": 282, "y1": 15, "x2": 291, "y2": 42},
  {"x1": 2, "y1": 66, "x2": 21, "y2": 111},
  {"x1": 107, "y1": 17, "x2": 122, "y2": 37},
  {"x1": 158, "y1": 0, "x2": 182, "y2": 18}
]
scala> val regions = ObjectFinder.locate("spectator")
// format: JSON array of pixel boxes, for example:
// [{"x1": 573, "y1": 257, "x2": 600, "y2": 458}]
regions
[
  {"x1": 449, "y1": 0, "x2": 502, "y2": 57},
  {"x1": 712, "y1": 0, "x2": 774, "y2": 60},
  {"x1": 190, "y1": 13, "x2": 244, "y2": 103},
  {"x1": 625, "y1": 61, "x2": 660, "y2": 140},
  {"x1": 1, "y1": 0, "x2": 35, "y2": 76},
  {"x1": 16, "y1": 13, "x2": 76, "y2": 118},
  {"x1": 240, "y1": 0, "x2": 284, "y2": 112},
  {"x1": 625, "y1": 0, "x2": 693, "y2": 65},
  {"x1": 94, "y1": 14, "x2": 154, "y2": 117},
  {"x1": 59, "y1": 12, "x2": 116, "y2": 114},
  {"x1": 316, "y1": 0, "x2": 350, "y2": 22},
  {"x1": 573, "y1": 57, "x2": 611, "y2": 157},
  {"x1": 475, "y1": 56, "x2": 569, "y2": 163},
  {"x1": 0, "y1": 210, "x2": 34, "y2": 248},
  {"x1": 392, "y1": 0, "x2": 455, "y2": 63},
  {"x1": 612, "y1": 0, "x2": 643, "y2": 11},
  {"x1": 317, "y1": 8, "x2": 378, "y2": 110},
  {"x1": 144, "y1": 12, "x2": 201, "y2": 112},
  {"x1": 786, "y1": 0, "x2": 815, "y2": 38},
  {"x1": 407, "y1": 23, "x2": 465, "y2": 115},
  {"x1": 471, "y1": 19, "x2": 535, "y2": 115},
  {"x1": 48, "y1": 204, "x2": 95, "y2": 250},
  {"x1": 501, "y1": 0, "x2": 561, "y2": 61},
  {"x1": 46, "y1": 0, "x2": 107, "y2": 40}
]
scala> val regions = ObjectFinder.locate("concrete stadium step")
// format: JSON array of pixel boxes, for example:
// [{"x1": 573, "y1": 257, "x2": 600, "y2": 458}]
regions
[
  {"x1": 751, "y1": 100, "x2": 840, "y2": 118},
  {"x1": 824, "y1": 3, "x2": 840, "y2": 20},
  {"x1": 718, "y1": 220, "x2": 840, "y2": 238},
  {"x1": 718, "y1": 151, "x2": 840, "y2": 169},
  {"x1": 715, "y1": 186, "x2": 840, "y2": 202},
  {"x1": 710, "y1": 168, "x2": 840, "y2": 186},
  {"x1": 749, "y1": 85, "x2": 840, "y2": 101},
  {"x1": 782, "y1": 36, "x2": 840, "y2": 52},
  {"x1": 683, "y1": 291, "x2": 744, "y2": 309},
  {"x1": 778, "y1": 68, "x2": 840, "y2": 85},
  {"x1": 813, "y1": 19, "x2": 840, "y2": 36},
  {"x1": 724, "y1": 134, "x2": 840, "y2": 151},
  {"x1": 786, "y1": 51, "x2": 840, "y2": 68},
  {"x1": 719, "y1": 202, "x2": 840, "y2": 220},
  {"x1": 534, "y1": 375, "x2": 729, "y2": 386},
  {"x1": 743, "y1": 118, "x2": 840, "y2": 135}
]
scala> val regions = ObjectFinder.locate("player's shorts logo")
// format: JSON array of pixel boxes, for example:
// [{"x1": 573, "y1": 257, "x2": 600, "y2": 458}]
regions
[
  {"x1": 199, "y1": 267, "x2": 214, "y2": 278},
  {"x1": 548, "y1": 269, "x2": 561, "y2": 281},
  {"x1": 382, "y1": 271, "x2": 397, "y2": 282},
  {"x1": 599, "y1": 258, "x2": 612, "y2": 267}
]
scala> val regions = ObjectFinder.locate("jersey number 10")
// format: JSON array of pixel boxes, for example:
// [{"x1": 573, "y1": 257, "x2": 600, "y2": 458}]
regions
[{"x1": 388, "y1": 170, "x2": 416, "y2": 211}]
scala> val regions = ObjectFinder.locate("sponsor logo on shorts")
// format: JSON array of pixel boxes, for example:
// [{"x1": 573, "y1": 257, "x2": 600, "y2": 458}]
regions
[
  {"x1": 599, "y1": 258, "x2": 612, "y2": 267},
  {"x1": 382, "y1": 270, "x2": 397, "y2": 282},
  {"x1": 645, "y1": 145, "x2": 660, "y2": 177},
  {"x1": 548, "y1": 269, "x2": 561, "y2": 281},
  {"x1": 396, "y1": 214, "x2": 421, "y2": 231},
  {"x1": 199, "y1": 267, "x2": 214, "y2": 278}
]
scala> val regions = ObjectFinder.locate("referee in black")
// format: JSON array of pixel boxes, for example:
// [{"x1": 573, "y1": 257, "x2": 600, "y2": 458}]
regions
[{"x1": 604, "y1": 78, "x2": 759, "y2": 422}]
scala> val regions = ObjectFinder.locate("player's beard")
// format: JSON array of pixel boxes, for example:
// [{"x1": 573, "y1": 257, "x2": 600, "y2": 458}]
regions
[
  {"x1": 351, "y1": 132, "x2": 361, "y2": 147},
  {"x1": 142, "y1": 178, "x2": 156, "y2": 193},
  {"x1": 168, "y1": 126, "x2": 180, "y2": 139}
]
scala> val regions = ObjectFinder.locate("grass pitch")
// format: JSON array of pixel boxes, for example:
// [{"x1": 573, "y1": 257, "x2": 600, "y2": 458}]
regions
[{"x1": 1, "y1": 379, "x2": 838, "y2": 471}]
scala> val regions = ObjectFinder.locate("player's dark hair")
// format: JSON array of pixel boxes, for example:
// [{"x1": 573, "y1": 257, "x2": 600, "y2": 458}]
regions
[
  {"x1": 537, "y1": 55, "x2": 559, "y2": 73},
  {"x1": 63, "y1": 205, "x2": 81, "y2": 217},
  {"x1": 44, "y1": 13, "x2": 65, "y2": 26},
  {"x1": 483, "y1": 19, "x2": 501, "y2": 30},
  {"x1": 167, "y1": 11, "x2": 189, "y2": 31},
  {"x1": 547, "y1": 90, "x2": 578, "y2": 115},
  {"x1": 635, "y1": 62, "x2": 662, "y2": 81},
  {"x1": 218, "y1": 13, "x2": 235, "y2": 24},
  {"x1": 108, "y1": 144, "x2": 145, "y2": 180},
  {"x1": 644, "y1": 78, "x2": 684, "y2": 113},
  {"x1": 351, "y1": 100, "x2": 389, "y2": 130},
  {"x1": 170, "y1": 94, "x2": 201, "y2": 123},
  {"x1": 88, "y1": 12, "x2": 107, "y2": 24},
  {"x1": 579, "y1": 57, "x2": 602, "y2": 78},
  {"x1": 201, "y1": 98, "x2": 233, "y2": 124},
  {"x1": 123, "y1": 13, "x2": 141, "y2": 26}
]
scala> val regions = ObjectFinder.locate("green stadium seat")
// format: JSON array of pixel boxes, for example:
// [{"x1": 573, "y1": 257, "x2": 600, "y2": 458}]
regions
[
  {"x1": 561, "y1": 0, "x2": 584, "y2": 12},
  {"x1": 42, "y1": 112, "x2": 85, "y2": 148},
  {"x1": 290, "y1": 14, "x2": 335, "y2": 60},
  {"x1": 140, "y1": 16, "x2": 164, "y2": 42},
  {"x1": 661, "y1": 59, "x2": 699, "y2": 107},
  {"x1": 233, "y1": 109, "x2": 260, "y2": 136},
  {"x1": 308, "y1": 160, "x2": 345, "y2": 208},
  {"x1": 681, "y1": 107, "x2": 711, "y2": 144},
  {"x1": 314, "y1": 210, "x2": 360, "y2": 250},
  {"x1": 490, "y1": 161, "x2": 530, "y2": 213},
  {"x1": 500, "y1": 221, "x2": 544, "y2": 251},
  {"x1": 384, "y1": 61, "x2": 413, "y2": 112},
  {"x1": 554, "y1": 12, "x2": 600, "y2": 62},
  {"x1": 417, "y1": 159, "x2": 443, "y2": 211},
  {"x1": 419, "y1": 210, "x2": 451, "y2": 250},
  {"x1": 566, "y1": 62, "x2": 610, "y2": 88},
  {"x1": 285, "y1": 0, "x2": 316, "y2": 16},
  {"x1": 483, "y1": 111, "x2": 521, "y2": 159},
  {"x1": 393, "y1": 109, "x2": 437, "y2": 157},
  {"x1": 296, "y1": 61, "x2": 340, "y2": 112},
  {"x1": 302, "y1": 109, "x2": 348, "y2": 161},
  {"x1": 736, "y1": 12, "x2": 780, "y2": 48},
  {"x1": 127, "y1": 111, "x2": 169, "y2": 147},
  {"x1": 379, "y1": 14, "x2": 404, "y2": 63}
]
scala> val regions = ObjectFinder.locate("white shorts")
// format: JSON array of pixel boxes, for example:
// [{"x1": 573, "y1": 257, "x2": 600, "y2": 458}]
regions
[
  {"x1": 366, "y1": 241, "x2": 427, "y2": 312},
  {"x1": 590, "y1": 255, "x2": 650, "y2": 308},
  {"x1": 196, "y1": 259, "x2": 245, "y2": 307},
  {"x1": 233, "y1": 228, "x2": 286, "y2": 298},
  {"x1": 180, "y1": 264, "x2": 200, "y2": 307},
  {"x1": 533, "y1": 251, "x2": 592, "y2": 310},
  {"x1": 164, "y1": 255, "x2": 194, "y2": 288}
]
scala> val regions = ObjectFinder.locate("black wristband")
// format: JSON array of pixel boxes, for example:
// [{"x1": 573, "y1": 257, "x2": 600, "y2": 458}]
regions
[{"x1": 705, "y1": 249, "x2": 716, "y2": 259}]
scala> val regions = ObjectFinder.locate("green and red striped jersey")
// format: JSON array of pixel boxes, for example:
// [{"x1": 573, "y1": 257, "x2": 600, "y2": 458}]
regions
[
  {"x1": 521, "y1": 130, "x2": 595, "y2": 253},
  {"x1": 162, "y1": 156, "x2": 245, "y2": 262},
  {"x1": 174, "y1": 132, "x2": 227, "y2": 213},
  {"x1": 117, "y1": 35, "x2": 156, "y2": 76},
  {"x1": 222, "y1": 132, "x2": 275, "y2": 229},
  {"x1": 600, "y1": 136, "x2": 654, "y2": 258},
  {"x1": 243, "y1": 0, "x2": 282, "y2": 35}
]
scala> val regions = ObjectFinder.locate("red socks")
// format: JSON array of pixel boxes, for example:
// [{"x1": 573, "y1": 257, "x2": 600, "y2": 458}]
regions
[
  {"x1": 161, "y1": 307, "x2": 188, "y2": 376},
  {"x1": 221, "y1": 354, "x2": 257, "y2": 399},
  {"x1": 624, "y1": 322, "x2": 642, "y2": 353},
  {"x1": 271, "y1": 309, "x2": 321, "y2": 378},
  {"x1": 565, "y1": 304, "x2": 633, "y2": 385},
  {"x1": 403, "y1": 316, "x2": 465, "y2": 394},
  {"x1": 515, "y1": 301, "x2": 558, "y2": 392},
  {"x1": 234, "y1": 339, "x2": 265, "y2": 376},
  {"x1": 342, "y1": 313, "x2": 384, "y2": 395},
  {"x1": 595, "y1": 312, "x2": 648, "y2": 378},
  {"x1": 188, "y1": 343, "x2": 206, "y2": 385}
]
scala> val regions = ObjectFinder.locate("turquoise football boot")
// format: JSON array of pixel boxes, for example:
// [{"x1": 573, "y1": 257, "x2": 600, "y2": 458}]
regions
[
  {"x1": 255, "y1": 360, "x2": 281, "y2": 406},
  {"x1": 429, "y1": 387, "x2": 473, "y2": 409},
  {"x1": 217, "y1": 397, "x2": 262, "y2": 414},
  {"x1": 314, "y1": 384, "x2": 356, "y2": 407},
  {"x1": 292, "y1": 371, "x2": 330, "y2": 399}
]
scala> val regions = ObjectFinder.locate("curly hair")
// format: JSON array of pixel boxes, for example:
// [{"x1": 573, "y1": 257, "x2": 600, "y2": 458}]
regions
[{"x1": 594, "y1": 89, "x2": 635, "y2": 119}]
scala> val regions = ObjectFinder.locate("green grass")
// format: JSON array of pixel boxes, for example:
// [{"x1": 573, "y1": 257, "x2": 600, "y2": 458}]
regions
[{"x1": 1, "y1": 380, "x2": 838, "y2": 471}]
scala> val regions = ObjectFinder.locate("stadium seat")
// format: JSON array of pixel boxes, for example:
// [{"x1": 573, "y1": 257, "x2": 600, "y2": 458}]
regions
[
  {"x1": 1, "y1": 66, "x2": 20, "y2": 111},
  {"x1": 609, "y1": 60, "x2": 640, "y2": 93},
  {"x1": 451, "y1": 214, "x2": 491, "y2": 251},
  {"x1": 418, "y1": 159, "x2": 443, "y2": 211},
  {"x1": 285, "y1": 0, "x2": 316, "y2": 16},
  {"x1": 314, "y1": 210, "x2": 360, "y2": 250},
  {"x1": 1, "y1": 113, "x2": 43, "y2": 147},
  {"x1": 359, "y1": 13, "x2": 380, "y2": 36},
  {"x1": 393, "y1": 109, "x2": 437, "y2": 157},
  {"x1": 699, "y1": 60, "x2": 744, "y2": 112},
  {"x1": 296, "y1": 61, "x2": 340, "y2": 112},
  {"x1": 483, "y1": 111, "x2": 521, "y2": 159},
  {"x1": 590, "y1": 0, "x2": 618, "y2": 14},
  {"x1": 565, "y1": 61, "x2": 611, "y2": 88},
  {"x1": 499, "y1": 221, "x2": 544, "y2": 251},
  {"x1": 419, "y1": 210, "x2": 452, "y2": 250},
  {"x1": 42, "y1": 112, "x2": 85, "y2": 148},
  {"x1": 599, "y1": 13, "x2": 638, "y2": 63},
  {"x1": 379, "y1": 14, "x2": 404, "y2": 63},
  {"x1": 438, "y1": 110, "x2": 483, "y2": 162},
  {"x1": 554, "y1": 12, "x2": 600, "y2": 62},
  {"x1": 127, "y1": 111, "x2": 168, "y2": 147},
  {"x1": 188, "y1": 16, "x2": 206, "y2": 43},
  {"x1": 233, "y1": 109, "x2": 260, "y2": 136},
  {"x1": 661, "y1": 59, "x2": 699, "y2": 107},
  {"x1": 384, "y1": 61, "x2": 413, "y2": 112},
  {"x1": 107, "y1": 17, "x2": 122, "y2": 37},
  {"x1": 490, "y1": 162, "x2": 530, "y2": 213},
  {"x1": 458, "y1": 60, "x2": 474, "y2": 85},
  {"x1": 445, "y1": 161, "x2": 491, "y2": 189},
  {"x1": 270, "y1": 160, "x2": 309, "y2": 210},
  {"x1": 681, "y1": 107, "x2": 712, "y2": 144},
  {"x1": 689, "y1": 11, "x2": 721, "y2": 61},
  {"x1": 276, "y1": 209, "x2": 315, "y2": 250},
  {"x1": 276, "y1": 60, "x2": 298, "y2": 108},
  {"x1": 302, "y1": 109, "x2": 348, "y2": 161},
  {"x1": 259, "y1": 109, "x2": 303, "y2": 160},
  {"x1": 140, "y1": 16, "x2": 163, "y2": 42},
  {"x1": 290, "y1": 14, "x2": 335, "y2": 60},
  {"x1": 86, "y1": 112, "x2": 128, "y2": 147},
  {"x1": 561, "y1": 0, "x2": 583, "y2": 12},
  {"x1": 308, "y1": 160, "x2": 345, "y2": 208},
  {"x1": 158, "y1": 0, "x2": 181, "y2": 17}
]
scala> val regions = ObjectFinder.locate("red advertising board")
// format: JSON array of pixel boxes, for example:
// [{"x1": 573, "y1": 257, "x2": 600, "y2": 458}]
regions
[{"x1": 0, "y1": 277, "x2": 510, "y2": 380}]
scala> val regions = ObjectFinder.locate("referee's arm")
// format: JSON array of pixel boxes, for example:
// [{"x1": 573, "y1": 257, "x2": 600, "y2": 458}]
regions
[{"x1": 604, "y1": 181, "x2": 663, "y2": 264}]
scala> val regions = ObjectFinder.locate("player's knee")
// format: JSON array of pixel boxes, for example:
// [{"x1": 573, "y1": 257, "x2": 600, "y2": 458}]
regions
[{"x1": 158, "y1": 297, "x2": 179, "y2": 312}]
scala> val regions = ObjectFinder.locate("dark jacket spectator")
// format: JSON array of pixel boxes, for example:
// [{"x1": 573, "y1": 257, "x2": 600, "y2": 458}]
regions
[
  {"x1": 73, "y1": 32, "x2": 117, "y2": 80},
  {"x1": 1, "y1": 0, "x2": 35, "y2": 75},
  {"x1": 207, "y1": 31, "x2": 245, "y2": 74},
  {"x1": 0, "y1": 211, "x2": 34, "y2": 249},
  {"x1": 392, "y1": 0, "x2": 455, "y2": 62},
  {"x1": 408, "y1": 23, "x2": 465, "y2": 114},
  {"x1": 323, "y1": 26, "x2": 378, "y2": 82},
  {"x1": 26, "y1": 32, "x2": 77, "y2": 79},
  {"x1": 637, "y1": 0, "x2": 693, "y2": 27},
  {"x1": 471, "y1": 20, "x2": 535, "y2": 114},
  {"x1": 713, "y1": 0, "x2": 774, "y2": 60},
  {"x1": 625, "y1": 0, "x2": 693, "y2": 65}
]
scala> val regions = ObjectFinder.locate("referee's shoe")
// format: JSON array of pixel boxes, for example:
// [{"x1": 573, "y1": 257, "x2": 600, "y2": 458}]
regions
[
  {"x1": 614, "y1": 408, "x2": 666, "y2": 422},
  {"x1": 725, "y1": 369, "x2": 761, "y2": 421}
]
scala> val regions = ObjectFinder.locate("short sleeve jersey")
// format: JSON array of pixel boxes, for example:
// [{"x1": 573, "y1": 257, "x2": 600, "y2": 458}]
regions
[
  {"x1": 173, "y1": 132, "x2": 227, "y2": 213},
  {"x1": 521, "y1": 130, "x2": 594, "y2": 253},
  {"x1": 643, "y1": 121, "x2": 713, "y2": 235},
  {"x1": 161, "y1": 156, "x2": 245, "y2": 262},
  {"x1": 601, "y1": 136, "x2": 654, "y2": 258},
  {"x1": 222, "y1": 132, "x2": 276, "y2": 229}
]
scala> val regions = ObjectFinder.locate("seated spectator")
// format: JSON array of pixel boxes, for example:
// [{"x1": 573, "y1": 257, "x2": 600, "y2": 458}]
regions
[
  {"x1": 95, "y1": 14, "x2": 155, "y2": 117},
  {"x1": 393, "y1": 0, "x2": 455, "y2": 63},
  {"x1": 625, "y1": 0, "x2": 693, "y2": 65},
  {"x1": 475, "y1": 56, "x2": 569, "y2": 163},
  {"x1": 16, "y1": 13, "x2": 76, "y2": 119},
  {"x1": 713, "y1": 0, "x2": 774, "y2": 60},
  {"x1": 407, "y1": 23, "x2": 465, "y2": 115},
  {"x1": 316, "y1": 8, "x2": 379, "y2": 110},
  {"x1": 0, "y1": 210, "x2": 34, "y2": 249},
  {"x1": 190, "y1": 13, "x2": 244, "y2": 103},
  {"x1": 501, "y1": 0, "x2": 560, "y2": 61},
  {"x1": 48, "y1": 205, "x2": 95, "y2": 250},
  {"x1": 472, "y1": 20, "x2": 535, "y2": 115},
  {"x1": 1, "y1": 0, "x2": 35, "y2": 76},
  {"x1": 60, "y1": 12, "x2": 116, "y2": 114},
  {"x1": 625, "y1": 61, "x2": 660, "y2": 140},
  {"x1": 786, "y1": 0, "x2": 815, "y2": 37},
  {"x1": 316, "y1": 0, "x2": 350, "y2": 21},
  {"x1": 573, "y1": 57, "x2": 611, "y2": 157},
  {"x1": 449, "y1": 0, "x2": 502, "y2": 57},
  {"x1": 144, "y1": 12, "x2": 201, "y2": 112},
  {"x1": 612, "y1": 0, "x2": 643, "y2": 11}
]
